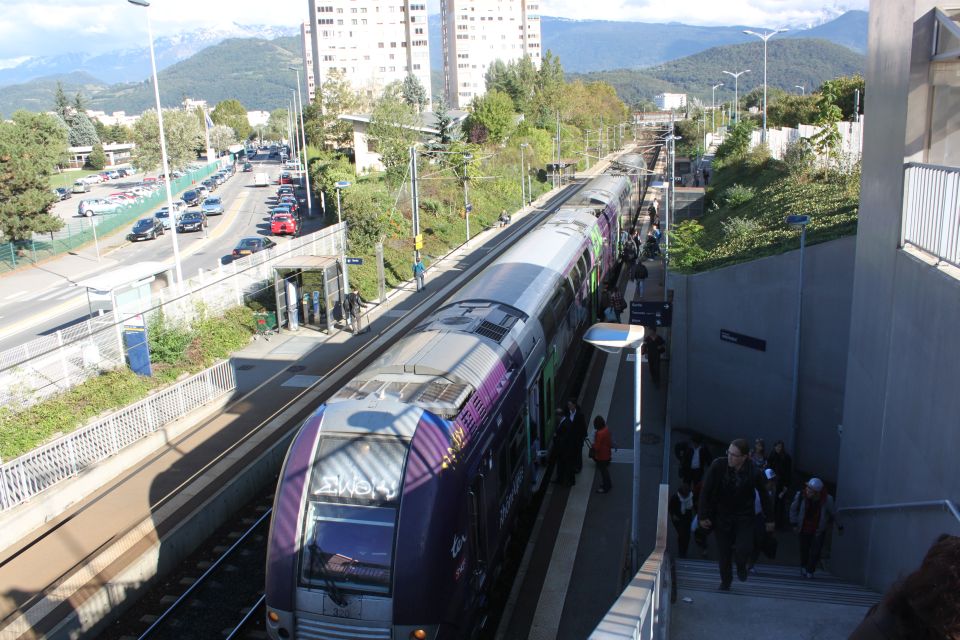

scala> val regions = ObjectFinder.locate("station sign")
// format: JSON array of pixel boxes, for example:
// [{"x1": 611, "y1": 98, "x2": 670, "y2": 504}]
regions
[
  {"x1": 629, "y1": 301, "x2": 672, "y2": 327},
  {"x1": 345, "y1": 257, "x2": 363, "y2": 265}
]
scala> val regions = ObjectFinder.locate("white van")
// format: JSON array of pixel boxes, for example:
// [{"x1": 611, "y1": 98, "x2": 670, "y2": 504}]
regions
[{"x1": 72, "y1": 180, "x2": 91, "y2": 194}]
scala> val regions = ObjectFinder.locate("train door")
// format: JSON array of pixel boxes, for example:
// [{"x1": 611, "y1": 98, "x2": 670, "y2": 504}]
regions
[
  {"x1": 539, "y1": 351, "x2": 557, "y2": 446},
  {"x1": 467, "y1": 473, "x2": 488, "y2": 591}
]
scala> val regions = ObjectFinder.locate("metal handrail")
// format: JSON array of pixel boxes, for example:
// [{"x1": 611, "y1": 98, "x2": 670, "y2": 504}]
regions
[{"x1": 836, "y1": 499, "x2": 960, "y2": 525}]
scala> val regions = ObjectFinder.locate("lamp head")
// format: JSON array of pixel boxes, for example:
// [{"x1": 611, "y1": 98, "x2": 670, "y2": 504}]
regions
[
  {"x1": 582, "y1": 322, "x2": 646, "y2": 353},
  {"x1": 785, "y1": 214, "x2": 810, "y2": 228},
  {"x1": 128, "y1": 0, "x2": 150, "y2": 6}
]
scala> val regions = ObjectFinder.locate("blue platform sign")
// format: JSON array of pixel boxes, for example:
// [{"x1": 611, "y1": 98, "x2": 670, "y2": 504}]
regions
[
  {"x1": 629, "y1": 301, "x2": 672, "y2": 327},
  {"x1": 124, "y1": 324, "x2": 152, "y2": 377},
  {"x1": 465, "y1": 203, "x2": 473, "y2": 213},
  {"x1": 345, "y1": 257, "x2": 363, "y2": 265}
]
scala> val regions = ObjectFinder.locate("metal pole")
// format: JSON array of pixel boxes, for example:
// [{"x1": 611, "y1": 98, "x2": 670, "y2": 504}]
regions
[
  {"x1": 519, "y1": 144, "x2": 525, "y2": 209},
  {"x1": 762, "y1": 36, "x2": 768, "y2": 141},
  {"x1": 463, "y1": 159, "x2": 471, "y2": 242},
  {"x1": 135, "y1": 2, "x2": 183, "y2": 286},
  {"x1": 631, "y1": 342, "x2": 643, "y2": 573},
  {"x1": 90, "y1": 216, "x2": 100, "y2": 261},
  {"x1": 411, "y1": 146, "x2": 421, "y2": 265},
  {"x1": 291, "y1": 68, "x2": 313, "y2": 217},
  {"x1": 788, "y1": 225, "x2": 806, "y2": 461}
]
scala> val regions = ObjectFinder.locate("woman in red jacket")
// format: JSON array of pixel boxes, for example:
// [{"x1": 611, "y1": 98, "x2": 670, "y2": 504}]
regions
[{"x1": 592, "y1": 416, "x2": 613, "y2": 493}]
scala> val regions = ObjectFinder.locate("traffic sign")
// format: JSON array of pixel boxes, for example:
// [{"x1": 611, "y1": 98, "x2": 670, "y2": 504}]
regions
[
  {"x1": 335, "y1": 180, "x2": 352, "y2": 189},
  {"x1": 345, "y1": 257, "x2": 363, "y2": 265},
  {"x1": 414, "y1": 234, "x2": 423, "y2": 250},
  {"x1": 465, "y1": 203, "x2": 472, "y2": 213},
  {"x1": 629, "y1": 301, "x2": 672, "y2": 327}
]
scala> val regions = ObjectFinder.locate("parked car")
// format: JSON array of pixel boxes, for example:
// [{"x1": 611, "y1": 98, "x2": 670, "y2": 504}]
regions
[
  {"x1": 278, "y1": 197, "x2": 298, "y2": 213},
  {"x1": 78, "y1": 198, "x2": 116, "y2": 217},
  {"x1": 242, "y1": 162, "x2": 253, "y2": 172},
  {"x1": 99, "y1": 172, "x2": 113, "y2": 182},
  {"x1": 153, "y1": 203, "x2": 185, "y2": 229},
  {"x1": 231, "y1": 236, "x2": 276, "y2": 258},
  {"x1": 270, "y1": 212, "x2": 299, "y2": 236},
  {"x1": 71, "y1": 180, "x2": 91, "y2": 193},
  {"x1": 127, "y1": 217, "x2": 165, "y2": 241},
  {"x1": 201, "y1": 196, "x2": 224, "y2": 216},
  {"x1": 106, "y1": 170, "x2": 121, "y2": 180},
  {"x1": 196, "y1": 185, "x2": 210, "y2": 199},
  {"x1": 202, "y1": 178, "x2": 217, "y2": 192},
  {"x1": 181, "y1": 189, "x2": 201, "y2": 206},
  {"x1": 278, "y1": 172, "x2": 292, "y2": 185},
  {"x1": 213, "y1": 173, "x2": 226, "y2": 186},
  {"x1": 176, "y1": 210, "x2": 207, "y2": 233},
  {"x1": 83, "y1": 174, "x2": 103, "y2": 185},
  {"x1": 53, "y1": 187, "x2": 72, "y2": 201}
]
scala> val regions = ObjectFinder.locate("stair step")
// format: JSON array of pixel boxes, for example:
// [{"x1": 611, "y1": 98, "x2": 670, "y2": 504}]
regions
[{"x1": 675, "y1": 559, "x2": 881, "y2": 607}]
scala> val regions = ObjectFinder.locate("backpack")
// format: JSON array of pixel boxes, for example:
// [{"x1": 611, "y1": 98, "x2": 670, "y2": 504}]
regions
[{"x1": 635, "y1": 263, "x2": 648, "y2": 279}]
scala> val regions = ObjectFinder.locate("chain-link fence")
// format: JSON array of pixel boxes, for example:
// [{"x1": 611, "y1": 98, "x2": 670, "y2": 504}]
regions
[
  {"x1": 0, "y1": 160, "x2": 228, "y2": 272},
  {"x1": 0, "y1": 223, "x2": 346, "y2": 410},
  {"x1": 0, "y1": 359, "x2": 235, "y2": 512}
]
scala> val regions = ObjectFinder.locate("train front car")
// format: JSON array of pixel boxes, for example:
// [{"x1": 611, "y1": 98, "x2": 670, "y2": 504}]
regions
[{"x1": 265, "y1": 317, "x2": 530, "y2": 639}]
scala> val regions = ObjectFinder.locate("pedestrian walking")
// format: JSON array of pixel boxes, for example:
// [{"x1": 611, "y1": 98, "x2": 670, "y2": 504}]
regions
[
  {"x1": 552, "y1": 407, "x2": 576, "y2": 487},
  {"x1": 567, "y1": 399, "x2": 587, "y2": 474},
  {"x1": 679, "y1": 432, "x2": 712, "y2": 495},
  {"x1": 591, "y1": 416, "x2": 613, "y2": 493},
  {"x1": 698, "y1": 438, "x2": 774, "y2": 591},
  {"x1": 766, "y1": 440, "x2": 793, "y2": 529},
  {"x1": 345, "y1": 286, "x2": 367, "y2": 335},
  {"x1": 749, "y1": 468, "x2": 780, "y2": 573},
  {"x1": 603, "y1": 283, "x2": 626, "y2": 323},
  {"x1": 669, "y1": 483, "x2": 695, "y2": 558},
  {"x1": 641, "y1": 329, "x2": 666, "y2": 388},
  {"x1": 632, "y1": 261, "x2": 648, "y2": 299},
  {"x1": 750, "y1": 438, "x2": 767, "y2": 468},
  {"x1": 790, "y1": 477, "x2": 835, "y2": 578},
  {"x1": 413, "y1": 257, "x2": 426, "y2": 291}
]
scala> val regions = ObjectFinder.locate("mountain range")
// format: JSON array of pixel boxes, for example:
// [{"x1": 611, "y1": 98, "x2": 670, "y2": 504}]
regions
[{"x1": 0, "y1": 11, "x2": 867, "y2": 116}]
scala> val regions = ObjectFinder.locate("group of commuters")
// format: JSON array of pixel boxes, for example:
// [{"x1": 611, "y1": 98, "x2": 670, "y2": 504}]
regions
[
  {"x1": 552, "y1": 400, "x2": 614, "y2": 494},
  {"x1": 670, "y1": 434, "x2": 837, "y2": 590}
]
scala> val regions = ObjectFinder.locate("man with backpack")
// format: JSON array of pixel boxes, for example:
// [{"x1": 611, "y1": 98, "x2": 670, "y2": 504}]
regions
[
  {"x1": 633, "y1": 261, "x2": 648, "y2": 298},
  {"x1": 345, "y1": 286, "x2": 367, "y2": 335}
]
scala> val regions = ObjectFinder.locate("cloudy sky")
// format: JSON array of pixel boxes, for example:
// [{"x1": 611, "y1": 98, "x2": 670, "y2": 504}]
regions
[{"x1": 0, "y1": 0, "x2": 867, "y2": 64}]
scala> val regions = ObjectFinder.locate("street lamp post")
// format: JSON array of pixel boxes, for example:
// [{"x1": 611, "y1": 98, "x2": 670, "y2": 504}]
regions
[
  {"x1": 785, "y1": 214, "x2": 810, "y2": 462},
  {"x1": 722, "y1": 69, "x2": 751, "y2": 125},
  {"x1": 289, "y1": 66, "x2": 314, "y2": 217},
  {"x1": 128, "y1": 0, "x2": 183, "y2": 287},
  {"x1": 743, "y1": 28, "x2": 788, "y2": 143},
  {"x1": 795, "y1": 85, "x2": 805, "y2": 95},
  {"x1": 335, "y1": 180, "x2": 351, "y2": 288},
  {"x1": 519, "y1": 143, "x2": 529, "y2": 208},
  {"x1": 582, "y1": 322, "x2": 647, "y2": 574},
  {"x1": 462, "y1": 153, "x2": 473, "y2": 242},
  {"x1": 711, "y1": 82, "x2": 724, "y2": 132}
]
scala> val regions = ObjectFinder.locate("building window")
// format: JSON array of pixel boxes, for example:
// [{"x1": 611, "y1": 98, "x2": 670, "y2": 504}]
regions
[{"x1": 318, "y1": 18, "x2": 333, "y2": 25}]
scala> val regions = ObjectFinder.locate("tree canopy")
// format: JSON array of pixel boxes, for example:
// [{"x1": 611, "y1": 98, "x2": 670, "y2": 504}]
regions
[
  {"x1": 367, "y1": 95, "x2": 420, "y2": 182},
  {"x1": 208, "y1": 124, "x2": 238, "y2": 154},
  {"x1": 0, "y1": 111, "x2": 67, "y2": 242},
  {"x1": 465, "y1": 90, "x2": 516, "y2": 144},
  {"x1": 211, "y1": 99, "x2": 252, "y2": 141},
  {"x1": 401, "y1": 74, "x2": 428, "y2": 114},
  {"x1": 132, "y1": 109, "x2": 203, "y2": 172}
]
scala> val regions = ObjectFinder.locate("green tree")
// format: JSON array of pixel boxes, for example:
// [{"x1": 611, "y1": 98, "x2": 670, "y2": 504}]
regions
[
  {"x1": 211, "y1": 99, "x2": 252, "y2": 141},
  {"x1": 401, "y1": 74, "x2": 428, "y2": 114},
  {"x1": 67, "y1": 111, "x2": 99, "y2": 147},
  {"x1": 0, "y1": 111, "x2": 67, "y2": 242},
  {"x1": 86, "y1": 142, "x2": 107, "y2": 170},
  {"x1": 466, "y1": 90, "x2": 515, "y2": 144},
  {"x1": 808, "y1": 88, "x2": 843, "y2": 164},
  {"x1": 53, "y1": 82, "x2": 70, "y2": 120},
  {"x1": 132, "y1": 109, "x2": 203, "y2": 172},
  {"x1": 308, "y1": 150, "x2": 354, "y2": 216},
  {"x1": 106, "y1": 123, "x2": 132, "y2": 144},
  {"x1": 767, "y1": 93, "x2": 819, "y2": 128},
  {"x1": 669, "y1": 219, "x2": 707, "y2": 271},
  {"x1": 432, "y1": 96, "x2": 454, "y2": 145},
  {"x1": 367, "y1": 95, "x2": 419, "y2": 182},
  {"x1": 530, "y1": 51, "x2": 566, "y2": 128},
  {"x1": 302, "y1": 70, "x2": 361, "y2": 150},
  {"x1": 817, "y1": 75, "x2": 865, "y2": 121},
  {"x1": 266, "y1": 109, "x2": 289, "y2": 141},
  {"x1": 714, "y1": 119, "x2": 755, "y2": 161},
  {"x1": 208, "y1": 124, "x2": 237, "y2": 154}
]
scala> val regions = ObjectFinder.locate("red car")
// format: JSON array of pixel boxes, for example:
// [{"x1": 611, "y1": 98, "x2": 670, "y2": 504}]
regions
[
  {"x1": 270, "y1": 213, "x2": 299, "y2": 236},
  {"x1": 277, "y1": 172, "x2": 292, "y2": 185}
]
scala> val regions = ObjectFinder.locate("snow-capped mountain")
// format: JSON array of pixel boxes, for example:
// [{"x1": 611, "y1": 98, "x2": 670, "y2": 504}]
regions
[{"x1": 0, "y1": 23, "x2": 299, "y2": 88}]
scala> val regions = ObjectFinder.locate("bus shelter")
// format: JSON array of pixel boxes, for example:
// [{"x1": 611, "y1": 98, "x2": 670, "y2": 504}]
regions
[{"x1": 272, "y1": 256, "x2": 343, "y2": 333}]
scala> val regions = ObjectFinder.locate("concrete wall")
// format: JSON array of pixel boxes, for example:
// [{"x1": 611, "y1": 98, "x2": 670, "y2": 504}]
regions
[
  {"x1": 833, "y1": 0, "x2": 960, "y2": 593},
  {"x1": 669, "y1": 236, "x2": 856, "y2": 482}
]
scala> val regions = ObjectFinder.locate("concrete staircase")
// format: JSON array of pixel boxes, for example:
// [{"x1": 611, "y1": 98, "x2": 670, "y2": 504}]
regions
[{"x1": 670, "y1": 558, "x2": 880, "y2": 639}]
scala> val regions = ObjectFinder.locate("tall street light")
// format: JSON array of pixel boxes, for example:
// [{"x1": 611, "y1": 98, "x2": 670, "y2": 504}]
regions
[
  {"x1": 743, "y1": 28, "x2": 788, "y2": 143},
  {"x1": 335, "y1": 180, "x2": 351, "y2": 290},
  {"x1": 519, "y1": 143, "x2": 529, "y2": 208},
  {"x1": 582, "y1": 322, "x2": 647, "y2": 573},
  {"x1": 128, "y1": 0, "x2": 183, "y2": 287},
  {"x1": 722, "y1": 69, "x2": 750, "y2": 125},
  {"x1": 462, "y1": 153, "x2": 473, "y2": 242},
  {"x1": 785, "y1": 214, "x2": 810, "y2": 463},
  {"x1": 289, "y1": 66, "x2": 314, "y2": 217},
  {"x1": 795, "y1": 85, "x2": 805, "y2": 95},
  {"x1": 711, "y1": 82, "x2": 724, "y2": 132}
]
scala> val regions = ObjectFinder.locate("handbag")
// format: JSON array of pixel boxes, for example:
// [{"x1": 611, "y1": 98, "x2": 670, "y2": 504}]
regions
[{"x1": 586, "y1": 437, "x2": 596, "y2": 459}]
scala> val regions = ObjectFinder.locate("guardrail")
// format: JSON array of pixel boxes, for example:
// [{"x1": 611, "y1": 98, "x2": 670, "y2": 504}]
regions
[
  {"x1": 0, "y1": 359, "x2": 235, "y2": 512},
  {"x1": 901, "y1": 162, "x2": 960, "y2": 269},
  {"x1": 590, "y1": 483, "x2": 672, "y2": 639},
  {"x1": 837, "y1": 499, "x2": 960, "y2": 526}
]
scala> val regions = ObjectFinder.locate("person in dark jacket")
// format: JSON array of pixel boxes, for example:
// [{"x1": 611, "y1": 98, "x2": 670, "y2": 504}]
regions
[
  {"x1": 766, "y1": 440, "x2": 793, "y2": 529},
  {"x1": 698, "y1": 438, "x2": 774, "y2": 590},
  {"x1": 567, "y1": 399, "x2": 587, "y2": 473},
  {"x1": 591, "y1": 416, "x2": 613, "y2": 493},
  {"x1": 552, "y1": 408, "x2": 576, "y2": 487},
  {"x1": 790, "y1": 477, "x2": 835, "y2": 578},
  {"x1": 641, "y1": 330, "x2": 666, "y2": 388},
  {"x1": 345, "y1": 286, "x2": 367, "y2": 335},
  {"x1": 848, "y1": 534, "x2": 960, "y2": 639},
  {"x1": 680, "y1": 432, "x2": 712, "y2": 493}
]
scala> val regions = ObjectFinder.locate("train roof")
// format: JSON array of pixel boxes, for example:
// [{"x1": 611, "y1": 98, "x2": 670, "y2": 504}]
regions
[
  {"x1": 320, "y1": 396, "x2": 424, "y2": 438},
  {"x1": 564, "y1": 174, "x2": 630, "y2": 208},
  {"x1": 612, "y1": 153, "x2": 647, "y2": 172}
]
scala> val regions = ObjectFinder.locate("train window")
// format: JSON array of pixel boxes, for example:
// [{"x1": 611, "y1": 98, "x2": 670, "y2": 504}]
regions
[
  {"x1": 309, "y1": 436, "x2": 408, "y2": 506},
  {"x1": 537, "y1": 305, "x2": 557, "y2": 343},
  {"x1": 498, "y1": 447, "x2": 509, "y2": 496}
]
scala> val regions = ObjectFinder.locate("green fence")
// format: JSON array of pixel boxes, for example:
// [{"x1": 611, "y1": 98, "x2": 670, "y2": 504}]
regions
[{"x1": 0, "y1": 159, "x2": 229, "y2": 272}]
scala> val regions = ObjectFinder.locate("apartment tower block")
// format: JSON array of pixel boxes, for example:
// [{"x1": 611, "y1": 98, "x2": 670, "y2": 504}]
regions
[
  {"x1": 442, "y1": 0, "x2": 542, "y2": 109},
  {"x1": 306, "y1": 0, "x2": 432, "y2": 107}
]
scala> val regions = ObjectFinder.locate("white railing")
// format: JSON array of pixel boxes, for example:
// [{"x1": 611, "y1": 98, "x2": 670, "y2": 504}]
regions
[
  {"x1": 901, "y1": 162, "x2": 960, "y2": 269},
  {"x1": 0, "y1": 223, "x2": 345, "y2": 409},
  {"x1": 0, "y1": 359, "x2": 235, "y2": 511},
  {"x1": 590, "y1": 484, "x2": 672, "y2": 639}
]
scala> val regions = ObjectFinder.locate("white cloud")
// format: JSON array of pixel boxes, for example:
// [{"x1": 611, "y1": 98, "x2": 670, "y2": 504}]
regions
[{"x1": 0, "y1": 0, "x2": 868, "y2": 59}]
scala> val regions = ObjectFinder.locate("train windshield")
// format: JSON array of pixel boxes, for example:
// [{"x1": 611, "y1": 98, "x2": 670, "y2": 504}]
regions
[{"x1": 299, "y1": 436, "x2": 407, "y2": 595}]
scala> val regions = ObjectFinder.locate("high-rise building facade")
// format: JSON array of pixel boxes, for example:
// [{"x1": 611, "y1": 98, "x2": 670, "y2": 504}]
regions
[
  {"x1": 301, "y1": 22, "x2": 317, "y2": 102},
  {"x1": 441, "y1": 0, "x2": 541, "y2": 109},
  {"x1": 305, "y1": 0, "x2": 432, "y2": 107}
]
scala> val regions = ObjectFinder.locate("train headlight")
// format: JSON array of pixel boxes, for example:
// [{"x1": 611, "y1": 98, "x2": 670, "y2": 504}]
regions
[
  {"x1": 268, "y1": 610, "x2": 280, "y2": 623},
  {"x1": 410, "y1": 630, "x2": 428, "y2": 640}
]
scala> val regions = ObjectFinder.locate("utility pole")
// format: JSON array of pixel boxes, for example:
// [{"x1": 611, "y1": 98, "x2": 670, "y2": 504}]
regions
[
  {"x1": 555, "y1": 111, "x2": 561, "y2": 188},
  {"x1": 463, "y1": 153, "x2": 472, "y2": 242},
  {"x1": 410, "y1": 146, "x2": 421, "y2": 267}
]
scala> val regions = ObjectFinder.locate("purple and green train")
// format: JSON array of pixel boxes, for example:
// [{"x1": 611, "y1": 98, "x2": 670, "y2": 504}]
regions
[{"x1": 265, "y1": 163, "x2": 645, "y2": 640}]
